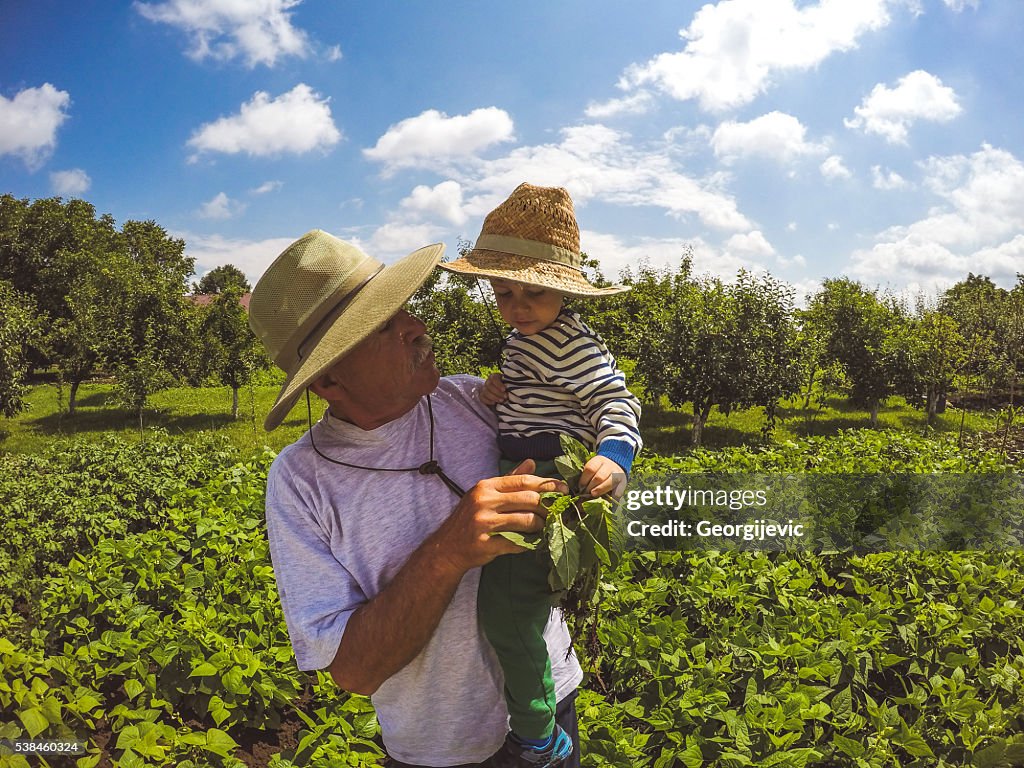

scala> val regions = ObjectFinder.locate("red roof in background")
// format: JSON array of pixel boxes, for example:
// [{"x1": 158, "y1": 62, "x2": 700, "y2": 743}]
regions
[{"x1": 188, "y1": 292, "x2": 252, "y2": 311}]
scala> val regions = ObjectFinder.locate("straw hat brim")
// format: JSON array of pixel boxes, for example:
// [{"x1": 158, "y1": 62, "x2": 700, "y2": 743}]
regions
[
  {"x1": 264, "y1": 243, "x2": 445, "y2": 431},
  {"x1": 440, "y1": 250, "x2": 629, "y2": 298}
]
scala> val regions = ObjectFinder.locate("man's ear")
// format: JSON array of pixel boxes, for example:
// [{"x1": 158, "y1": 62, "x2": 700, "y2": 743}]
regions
[{"x1": 308, "y1": 367, "x2": 344, "y2": 400}]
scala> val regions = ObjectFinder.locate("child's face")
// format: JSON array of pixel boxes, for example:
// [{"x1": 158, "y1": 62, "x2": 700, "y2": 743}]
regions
[{"x1": 489, "y1": 279, "x2": 564, "y2": 335}]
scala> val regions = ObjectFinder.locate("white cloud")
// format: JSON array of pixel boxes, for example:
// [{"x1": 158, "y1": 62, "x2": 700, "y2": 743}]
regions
[
  {"x1": 50, "y1": 168, "x2": 91, "y2": 196},
  {"x1": 820, "y1": 155, "x2": 852, "y2": 180},
  {"x1": 712, "y1": 112, "x2": 827, "y2": 163},
  {"x1": 460, "y1": 124, "x2": 752, "y2": 232},
  {"x1": 367, "y1": 222, "x2": 448, "y2": 262},
  {"x1": 400, "y1": 181, "x2": 467, "y2": 226},
  {"x1": 942, "y1": 0, "x2": 978, "y2": 10},
  {"x1": 250, "y1": 180, "x2": 282, "y2": 195},
  {"x1": 776, "y1": 252, "x2": 807, "y2": 268},
  {"x1": 363, "y1": 108, "x2": 515, "y2": 173},
  {"x1": 584, "y1": 91, "x2": 655, "y2": 119},
  {"x1": 619, "y1": 0, "x2": 892, "y2": 112},
  {"x1": 187, "y1": 84, "x2": 340, "y2": 159},
  {"x1": 849, "y1": 144, "x2": 1024, "y2": 286},
  {"x1": 0, "y1": 83, "x2": 71, "y2": 169},
  {"x1": 845, "y1": 70, "x2": 961, "y2": 143},
  {"x1": 135, "y1": 0, "x2": 310, "y2": 67},
  {"x1": 197, "y1": 192, "x2": 246, "y2": 219},
  {"x1": 183, "y1": 232, "x2": 296, "y2": 287},
  {"x1": 725, "y1": 230, "x2": 776, "y2": 257},
  {"x1": 325, "y1": 44, "x2": 343, "y2": 62},
  {"x1": 581, "y1": 230, "x2": 752, "y2": 284},
  {"x1": 871, "y1": 165, "x2": 908, "y2": 190}
]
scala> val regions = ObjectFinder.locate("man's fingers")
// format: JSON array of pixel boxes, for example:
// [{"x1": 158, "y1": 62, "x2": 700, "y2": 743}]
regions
[
  {"x1": 495, "y1": 470, "x2": 567, "y2": 495},
  {"x1": 507, "y1": 459, "x2": 535, "y2": 476},
  {"x1": 488, "y1": 510, "x2": 546, "y2": 533}
]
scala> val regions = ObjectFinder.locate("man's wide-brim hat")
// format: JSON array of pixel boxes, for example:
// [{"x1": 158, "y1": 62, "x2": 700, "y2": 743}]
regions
[
  {"x1": 248, "y1": 230, "x2": 444, "y2": 431},
  {"x1": 439, "y1": 182, "x2": 628, "y2": 298}
]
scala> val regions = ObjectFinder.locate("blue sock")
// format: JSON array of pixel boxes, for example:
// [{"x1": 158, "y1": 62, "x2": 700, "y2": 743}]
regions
[{"x1": 512, "y1": 731, "x2": 554, "y2": 750}]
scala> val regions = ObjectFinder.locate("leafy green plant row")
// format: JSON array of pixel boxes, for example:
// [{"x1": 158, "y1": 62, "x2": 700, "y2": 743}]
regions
[
  {"x1": 2, "y1": 430, "x2": 1023, "y2": 766},
  {"x1": 581, "y1": 549, "x2": 1024, "y2": 767},
  {"x1": 0, "y1": 432, "x2": 239, "y2": 634}
]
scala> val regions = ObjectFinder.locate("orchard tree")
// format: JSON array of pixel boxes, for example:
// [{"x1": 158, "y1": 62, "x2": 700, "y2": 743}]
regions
[
  {"x1": 632, "y1": 260, "x2": 737, "y2": 446},
  {"x1": 194, "y1": 264, "x2": 251, "y2": 295},
  {"x1": 805, "y1": 279, "x2": 899, "y2": 426},
  {"x1": 102, "y1": 221, "x2": 196, "y2": 424},
  {"x1": 0, "y1": 281, "x2": 39, "y2": 418},
  {"x1": 888, "y1": 310, "x2": 967, "y2": 424},
  {"x1": 729, "y1": 270, "x2": 802, "y2": 436},
  {"x1": 0, "y1": 195, "x2": 119, "y2": 374},
  {"x1": 198, "y1": 285, "x2": 269, "y2": 418},
  {"x1": 939, "y1": 274, "x2": 1005, "y2": 399}
]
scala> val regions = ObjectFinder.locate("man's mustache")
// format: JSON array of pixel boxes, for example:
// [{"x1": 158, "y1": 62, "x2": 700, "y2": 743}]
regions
[{"x1": 413, "y1": 334, "x2": 434, "y2": 363}]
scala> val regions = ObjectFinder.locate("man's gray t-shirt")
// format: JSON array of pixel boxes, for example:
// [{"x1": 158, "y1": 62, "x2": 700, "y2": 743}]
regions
[{"x1": 265, "y1": 375, "x2": 583, "y2": 765}]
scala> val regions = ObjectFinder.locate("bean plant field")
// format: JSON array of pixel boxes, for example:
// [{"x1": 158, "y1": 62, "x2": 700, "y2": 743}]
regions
[{"x1": 2, "y1": 408, "x2": 1024, "y2": 766}]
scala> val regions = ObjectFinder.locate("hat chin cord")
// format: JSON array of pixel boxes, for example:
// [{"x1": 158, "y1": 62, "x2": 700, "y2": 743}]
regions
[{"x1": 305, "y1": 390, "x2": 466, "y2": 499}]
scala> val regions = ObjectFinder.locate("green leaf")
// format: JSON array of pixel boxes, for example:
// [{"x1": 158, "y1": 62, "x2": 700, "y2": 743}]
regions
[
  {"x1": 203, "y1": 728, "x2": 238, "y2": 758},
  {"x1": 553, "y1": 457, "x2": 582, "y2": 489},
  {"x1": 559, "y1": 434, "x2": 590, "y2": 469},
  {"x1": 221, "y1": 666, "x2": 250, "y2": 695},
  {"x1": 189, "y1": 662, "x2": 218, "y2": 677},
  {"x1": 894, "y1": 723, "x2": 935, "y2": 758},
  {"x1": 832, "y1": 686, "x2": 853, "y2": 720},
  {"x1": 208, "y1": 695, "x2": 230, "y2": 727},
  {"x1": 972, "y1": 741, "x2": 1006, "y2": 768},
  {"x1": 17, "y1": 707, "x2": 48, "y2": 739},
  {"x1": 680, "y1": 742, "x2": 704, "y2": 768},
  {"x1": 833, "y1": 735, "x2": 864, "y2": 758},
  {"x1": 546, "y1": 514, "x2": 580, "y2": 592},
  {"x1": 492, "y1": 530, "x2": 541, "y2": 550},
  {"x1": 123, "y1": 679, "x2": 145, "y2": 700}
]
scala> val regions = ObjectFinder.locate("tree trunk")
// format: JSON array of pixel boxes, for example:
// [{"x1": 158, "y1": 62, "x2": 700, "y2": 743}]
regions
[
  {"x1": 926, "y1": 386, "x2": 939, "y2": 425},
  {"x1": 69, "y1": 379, "x2": 80, "y2": 416},
  {"x1": 232, "y1": 386, "x2": 240, "y2": 419},
  {"x1": 869, "y1": 401, "x2": 879, "y2": 428},
  {"x1": 691, "y1": 402, "x2": 711, "y2": 447},
  {"x1": 802, "y1": 367, "x2": 817, "y2": 409}
]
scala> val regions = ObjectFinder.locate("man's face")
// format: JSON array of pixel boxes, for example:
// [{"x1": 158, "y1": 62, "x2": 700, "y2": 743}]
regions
[{"x1": 327, "y1": 309, "x2": 440, "y2": 419}]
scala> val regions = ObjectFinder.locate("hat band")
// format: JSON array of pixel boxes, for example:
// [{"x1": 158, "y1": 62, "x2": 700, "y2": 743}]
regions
[
  {"x1": 475, "y1": 234, "x2": 583, "y2": 269},
  {"x1": 295, "y1": 263, "x2": 386, "y2": 364}
]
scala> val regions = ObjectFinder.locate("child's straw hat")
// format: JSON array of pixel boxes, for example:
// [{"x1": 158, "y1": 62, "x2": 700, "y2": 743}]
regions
[{"x1": 440, "y1": 183, "x2": 628, "y2": 298}]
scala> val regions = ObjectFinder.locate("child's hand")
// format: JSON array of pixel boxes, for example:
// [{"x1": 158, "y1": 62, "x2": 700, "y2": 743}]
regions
[
  {"x1": 579, "y1": 455, "x2": 626, "y2": 499},
  {"x1": 479, "y1": 373, "x2": 507, "y2": 406}
]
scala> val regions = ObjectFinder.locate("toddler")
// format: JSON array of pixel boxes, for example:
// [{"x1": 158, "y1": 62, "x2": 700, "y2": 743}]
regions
[{"x1": 441, "y1": 183, "x2": 641, "y2": 768}]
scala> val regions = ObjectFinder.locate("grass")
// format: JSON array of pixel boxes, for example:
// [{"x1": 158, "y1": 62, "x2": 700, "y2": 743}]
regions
[
  {"x1": 0, "y1": 380, "x2": 309, "y2": 457},
  {"x1": 639, "y1": 392, "x2": 1005, "y2": 454},
  {"x1": 1, "y1": 376, "x2": 1009, "y2": 458}
]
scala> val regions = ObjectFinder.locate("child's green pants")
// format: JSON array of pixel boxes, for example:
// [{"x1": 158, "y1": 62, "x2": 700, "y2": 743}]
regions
[{"x1": 477, "y1": 458, "x2": 560, "y2": 740}]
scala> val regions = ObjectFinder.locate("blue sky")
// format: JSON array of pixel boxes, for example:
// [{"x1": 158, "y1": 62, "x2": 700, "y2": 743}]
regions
[{"x1": 2, "y1": 0, "x2": 1022, "y2": 303}]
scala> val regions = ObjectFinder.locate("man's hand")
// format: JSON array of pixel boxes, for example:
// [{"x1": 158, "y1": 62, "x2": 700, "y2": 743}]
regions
[
  {"x1": 578, "y1": 455, "x2": 626, "y2": 499},
  {"x1": 478, "y1": 373, "x2": 507, "y2": 406},
  {"x1": 433, "y1": 459, "x2": 566, "y2": 572}
]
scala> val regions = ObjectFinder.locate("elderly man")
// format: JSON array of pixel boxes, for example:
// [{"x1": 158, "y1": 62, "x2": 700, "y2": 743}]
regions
[{"x1": 248, "y1": 230, "x2": 582, "y2": 768}]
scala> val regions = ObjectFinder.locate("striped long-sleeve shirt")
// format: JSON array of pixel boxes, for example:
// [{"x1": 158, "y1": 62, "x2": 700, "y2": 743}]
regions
[{"x1": 496, "y1": 309, "x2": 642, "y2": 473}]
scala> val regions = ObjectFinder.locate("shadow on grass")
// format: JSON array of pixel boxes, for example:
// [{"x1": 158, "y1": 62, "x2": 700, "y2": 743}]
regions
[
  {"x1": 640, "y1": 400, "x2": 751, "y2": 454},
  {"x1": 71, "y1": 391, "x2": 116, "y2": 408},
  {"x1": 25, "y1": 407, "x2": 242, "y2": 438}
]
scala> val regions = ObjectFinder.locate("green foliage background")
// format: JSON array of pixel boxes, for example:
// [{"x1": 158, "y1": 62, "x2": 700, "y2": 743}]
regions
[{"x1": 1, "y1": 430, "x2": 1022, "y2": 767}]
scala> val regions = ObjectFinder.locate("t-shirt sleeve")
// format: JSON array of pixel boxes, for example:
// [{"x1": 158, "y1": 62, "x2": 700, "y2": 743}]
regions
[
  {"x1": 549, "y1": 331, "x2": 643, "y2": 468},
  {"x1": 265, "y1": 459, "x2": 366, "y2": 671}
]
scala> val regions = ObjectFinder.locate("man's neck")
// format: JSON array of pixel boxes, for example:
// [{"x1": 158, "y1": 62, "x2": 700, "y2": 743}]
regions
[{"x1": 327, "y1": 398, "x2": 420, "y2": 431}]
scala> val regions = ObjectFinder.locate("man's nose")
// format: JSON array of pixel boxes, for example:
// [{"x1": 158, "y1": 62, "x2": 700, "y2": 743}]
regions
[{"x1": 398, "y1": 308, "x2": 426, "y2": 333}]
